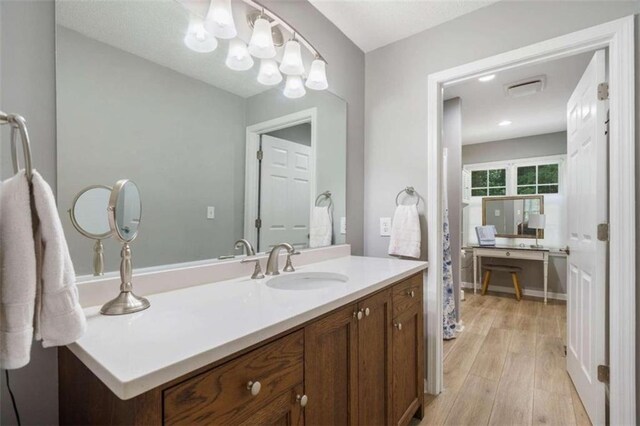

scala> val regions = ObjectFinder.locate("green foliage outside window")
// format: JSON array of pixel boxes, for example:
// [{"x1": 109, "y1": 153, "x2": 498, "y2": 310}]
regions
[
  {"x1": 471, "y1": 169, "x2": 506, "y2": 197},
  {"x1": 517, "y1": 164, "x2": 559, "y2": 194}
]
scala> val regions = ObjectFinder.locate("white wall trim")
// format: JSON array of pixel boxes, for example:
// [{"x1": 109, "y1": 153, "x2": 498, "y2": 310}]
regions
[
  {"x1": 426, "y1": 16, "x2": 635, "y2": 424},
  {"x1": 460, "y1": 281, "x2": 567, "y2": 301},
  {"x1": 244, "y1": 108, "x2": 318, "y2": 250}
]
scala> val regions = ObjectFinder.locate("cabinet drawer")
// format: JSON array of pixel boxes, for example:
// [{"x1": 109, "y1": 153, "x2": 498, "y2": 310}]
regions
[
  {"x1": 392, "y1": 274, "x2": 423, "y2": 317},
  {"x1": 163, "y1": 330, "x2": 304, "y2": 425}
]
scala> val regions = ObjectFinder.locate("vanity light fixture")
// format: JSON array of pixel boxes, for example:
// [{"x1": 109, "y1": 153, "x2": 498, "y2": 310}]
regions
[
  {"x1": 226, "y1": 39, "x2": 254, "y2": 71},
  {"x1": 280, "y1": 39, "x2": 305, "y2": 75},
  {"x1": 306, "y1": 58, "x2": 328, "y2": 91},
  {"x1": 248, "y1": 13, "x2": 277, "y2": 59},
  {"x1": 284, "y1": 75, "x2": 306, "y2": 99},
  {"x1": 478, "y1": 74, "x2": 496, "y2": 82},
  {"x1": 498, "y1": 120, "x2": 512, "y2": 126},
  {"x1": 204, "y1": 0, "x2": 237, "y2": 39},
  {"x1": 184, "y1": 14, "x2": 218, "y2": 53},
  {"x1": 258, "y1": 59, "x2": 283, "y2": 85}
]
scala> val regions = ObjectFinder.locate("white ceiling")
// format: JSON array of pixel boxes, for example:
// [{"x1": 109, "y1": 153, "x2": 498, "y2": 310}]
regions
[
  {"x1": 56, "y1": 0, "x2": 305, "y2": 99},
  {"x1": 309, "y1": 0, "x2": 501, "y2": 52},
  {"x1": 444, "y1": 51, "x2": 595, "y2": 145}
]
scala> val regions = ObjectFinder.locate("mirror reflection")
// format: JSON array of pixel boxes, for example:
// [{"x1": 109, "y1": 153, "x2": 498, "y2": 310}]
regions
[
  {"x1": 55, "y1": 0, "x2": 347, "y2": 276},
  {"x1": 111, "y1": 180, "x2": 142, "y2": 243},
  {"x1": 482, "y1": 196, "x2": 544, "y2": 238}
]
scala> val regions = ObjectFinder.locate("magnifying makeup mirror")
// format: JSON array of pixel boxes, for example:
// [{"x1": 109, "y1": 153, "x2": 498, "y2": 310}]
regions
[
  {"x1": 69, "y1": 185, "x2": 112, "y2": 276},
  {"x1": 100, "y1": 179, "x2": 150, "y2": 315}
]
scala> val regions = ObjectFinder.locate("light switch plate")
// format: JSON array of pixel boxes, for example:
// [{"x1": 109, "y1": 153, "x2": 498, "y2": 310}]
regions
[
  {"x1": 380, "y1": 217, "x2": 391, "y2": 237},
  {"x1": 207, "y1": 206, "x2": 215, "y2": 219},
  {"x1": 340, "y1": 217, "x2": 346, "y2": 234}
]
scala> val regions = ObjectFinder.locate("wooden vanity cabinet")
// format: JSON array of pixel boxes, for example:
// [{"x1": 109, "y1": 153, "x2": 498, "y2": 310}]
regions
[{"x1": 59, "y1": 273, "x2": 424, "y2": 426}]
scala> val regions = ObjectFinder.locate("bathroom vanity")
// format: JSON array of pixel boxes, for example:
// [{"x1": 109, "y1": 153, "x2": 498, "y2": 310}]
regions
[{"x1": 59, "y1": 256, "x2": 427, "y2": 426}]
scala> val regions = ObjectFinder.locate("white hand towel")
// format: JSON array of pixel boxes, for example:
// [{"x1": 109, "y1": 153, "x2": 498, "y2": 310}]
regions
[
  {"x1": 309, "y1": 206, "x2": 332, "y2": 248},
  {"x1": 0, "y1": 171, "x2": 37, "y2": 369},
  {"x1": 31, "y1": 171, "x2": 86, "y2": 347},
  {"x1": 388, "y1": 204, "x2": 421, "y2": 259}
]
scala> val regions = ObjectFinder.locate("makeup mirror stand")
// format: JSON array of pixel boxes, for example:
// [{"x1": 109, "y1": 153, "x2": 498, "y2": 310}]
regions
[{"x1": 93, "y1": 239, "x2": 104, "y2": 276}]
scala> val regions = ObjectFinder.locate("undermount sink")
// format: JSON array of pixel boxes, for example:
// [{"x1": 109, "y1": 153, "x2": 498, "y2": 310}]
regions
[{"x1": 266, "y1": 272, "x2": 349, "y2": 290}]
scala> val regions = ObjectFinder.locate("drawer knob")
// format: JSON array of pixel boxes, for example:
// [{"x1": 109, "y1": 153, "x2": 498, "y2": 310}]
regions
[
  {"x1": 247, "y1": 381, "x2": 261, "y2": 396},
  {"x1": 406, "y1": 290, "x2": 415, "y2": 298},
  {"x1": 506, "y1": 252, "x2": 511, "y2": 257},
  {"x1": 296, "y1": 394, "x2": 308, "y2": 407},
  {"x1": 394, "y1": 322, "x2": 403, "y2": 331},
  {"x1": 354, "y1": 310, "x2": 363, "y2": 320},
  {"x1": 364, "y1": 307, "x2": 370, "y2": 317}
]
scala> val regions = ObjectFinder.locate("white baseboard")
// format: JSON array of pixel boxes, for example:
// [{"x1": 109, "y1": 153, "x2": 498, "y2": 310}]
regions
[{"x1": 461, "y1": 281, "x2": 566, "y2": 301}]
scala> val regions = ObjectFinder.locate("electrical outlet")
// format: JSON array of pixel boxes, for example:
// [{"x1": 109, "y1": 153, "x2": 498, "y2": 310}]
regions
[
  {"x1": 380, "y1": 217, "x2": 392, "y2": 236},
  {"x1": 207, "y1": 206, "x2": 215, "y2": 219},
  {"x1": 340, "y1": 217, "x2": 347, "y2": 234}
]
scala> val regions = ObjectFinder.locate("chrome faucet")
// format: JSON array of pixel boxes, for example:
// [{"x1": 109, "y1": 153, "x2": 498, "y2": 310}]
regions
[
  {"x1": 235, "y1": 239, "x2": 256, "y2": 256},
  {"x1": 265, "y1": 243, "x2": 295, "y2": 276}
]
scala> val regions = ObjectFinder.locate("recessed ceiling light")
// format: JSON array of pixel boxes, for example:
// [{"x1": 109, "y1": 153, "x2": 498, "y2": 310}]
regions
[
  {"x1": 499, "y1": 120, "x2": 512, "y2": 126},
  {"x1": 478, "y1": 74, "x2": 496, "y2": 82}
]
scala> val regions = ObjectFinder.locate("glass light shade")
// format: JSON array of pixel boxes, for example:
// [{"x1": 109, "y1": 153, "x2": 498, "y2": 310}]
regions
[
  {"x1": 248, "y1": 17, "x2": 276, "y2": 59},
  {"x1": 305, "y1": 59, "x2": 328, "y2": 90},
  {"x1": 279, "y1": 40, "x2": 305, "y2": 75},
  {"x1": 528, "y1": 213, "x2": 546, "y2": 229},
  {"x1": 184, "y1": 15, "x2": 218, "y2": 53},
  {"x1": 257, "y1": 59, "x2": 283, "y2": 86},
  {"x1": 204, "y1": 0, "x2": 237, "y2": 39},
  {"x1": 225, "y1": 39, "x2": 254, "y2": 71},
  {"x1": 283, "y1": 75, "x2": 306, "y2": 99}
]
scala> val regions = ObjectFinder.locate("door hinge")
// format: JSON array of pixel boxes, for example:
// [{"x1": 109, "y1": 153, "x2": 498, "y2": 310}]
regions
[
  {"x1": 256, "y1": 149, "x2": 263, "y2": 161},
  {"x1": 255, "y1": 218, "x2": 262, "y2": 229},
  {"x1": 597, "y1": 364, "x2": 610, "y2": 384},
  {"x1": 597, "y1": 82, "x2": 609, "y2": 100},
  {"x1": 597, "y1": 223, "x2": 609, "y2": 242},
  {"x1": 564, "y1": 246, "x2": 570, "y2": 256}
]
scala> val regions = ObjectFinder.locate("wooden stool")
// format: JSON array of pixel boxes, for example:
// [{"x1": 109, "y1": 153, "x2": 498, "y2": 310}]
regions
[{"x1": 482, "y1": 264, "x2": 523, "y2": 301}]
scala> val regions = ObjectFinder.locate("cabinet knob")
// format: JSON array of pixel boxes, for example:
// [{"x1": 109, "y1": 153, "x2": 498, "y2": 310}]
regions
[
  {"x1": 406, "y1": 290, "x2": 415, "y2": 298},
  {"x1": 247, "y1": 380, "x2": 261, "y2": 396},
  {"x1": 296, "y1": 394, "x2": 308, "y2": 407},
  {"x1": 364, "y1": 307, "x2": 370, "y2": 317},
  {"x1": 506, "y1": 251, "x2": 511, "y2": 257},
  {"x1": 394, "y1": 322, "x2": 403, "y2": 331},
  {"x1": 354, "y1": 310, "x2": 363, "y2": 320}
]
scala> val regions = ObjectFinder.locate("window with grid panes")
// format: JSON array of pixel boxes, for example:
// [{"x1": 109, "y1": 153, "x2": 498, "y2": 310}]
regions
[
  {"x1": 517, "y1": 164, "x2": 559, "y2": 194},
  {"x1": 470, "y1": 169, "x2": 506, "y2": 197}
]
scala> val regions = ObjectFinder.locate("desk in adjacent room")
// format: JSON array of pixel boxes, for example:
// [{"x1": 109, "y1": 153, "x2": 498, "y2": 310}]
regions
[{"x1": 466, "y1": 245, "x2": 552, "y2": 303}]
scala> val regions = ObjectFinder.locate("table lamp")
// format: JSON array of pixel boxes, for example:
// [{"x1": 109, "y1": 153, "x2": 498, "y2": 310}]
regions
[{"x1": 529, "y1": 213, "x2": 546, "y2": 248}]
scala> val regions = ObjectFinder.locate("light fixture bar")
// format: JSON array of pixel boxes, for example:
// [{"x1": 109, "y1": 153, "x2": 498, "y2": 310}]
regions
[{"x1": 241, "y1": 0, "x2": 327, "y2": 64}]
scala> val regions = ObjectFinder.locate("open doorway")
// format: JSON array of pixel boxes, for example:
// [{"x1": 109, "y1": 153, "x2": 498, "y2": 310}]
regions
[{"x1": 425, "y1": 17, "x2": 635, "y2": 426}]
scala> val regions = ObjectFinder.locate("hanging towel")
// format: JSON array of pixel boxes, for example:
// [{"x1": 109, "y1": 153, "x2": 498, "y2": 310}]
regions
[
  {"x1": 31, "y1": 171, "x2": 86, "y2": 347},
  {"x1": 388, "y1": 204, "x2": 421, "y2": 259},
  {"x1": 0, "y1": 171, "x2": 37, "y2": 369},
  {"x1": 309, "y1": 206, "x2": 332, "y2": 248}
]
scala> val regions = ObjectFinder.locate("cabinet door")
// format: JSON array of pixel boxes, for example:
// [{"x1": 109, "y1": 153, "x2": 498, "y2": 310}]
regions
[
  {"x1": 358, "y1": 289, "x2": 393, "y2": 426},
  {"x1": 238, "y1": 384, "x2": 304, "y2": 426},
  {"x1": 305, "y1": 304, "x2": 359, "y2": 426},
  {"x1": 392, "y1": 304, "x2": 424, "y2": 426}
]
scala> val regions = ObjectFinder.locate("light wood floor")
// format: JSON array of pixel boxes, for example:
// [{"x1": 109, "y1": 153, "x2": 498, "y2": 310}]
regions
[{"x1": 415, "y1": 292, "x2": 592, "y2": 426}]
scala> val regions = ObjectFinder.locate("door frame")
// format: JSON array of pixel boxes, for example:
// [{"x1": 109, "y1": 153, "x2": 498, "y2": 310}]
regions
[
  {"x1": 244, "y1": 108, "x2": 318, "y2": 249},
  {"x1": 425, "y1": 16, "x2": 635, "y2": 424}
]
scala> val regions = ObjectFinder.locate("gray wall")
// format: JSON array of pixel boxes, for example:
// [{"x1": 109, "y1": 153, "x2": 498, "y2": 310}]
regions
[
  {"x1": 57, "y1": 27, "x2": 248, "y2": 274},
  {"x1": 364, "y1": 1, "x2": 640, "y2": 418},
  {"x1": 246, "y1": 88, "x2": 347, "y2": 245},
  {"x1": 462, "y1": 131, "x2": 568, "y2": 164},
  {"x1": 266, "y1": 123, "x2": 312, "y2": 146},
  {"x1": 443, "y1": 98, "x2": 462, "y2": 321},
  {"x1": 0, "y1": 1, "x2": 364, "y2": 424}
]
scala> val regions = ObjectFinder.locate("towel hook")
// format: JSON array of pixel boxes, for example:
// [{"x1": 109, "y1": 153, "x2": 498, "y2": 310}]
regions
[
  {"x1": 1, "y1": 111, "x2": 34, "y2": 182},
  {"x1": 395, "y1": 186, "x2": 420, "y2": 206},
  {"x1": 315, "y1": 190, "x2": 333, "y2": 209}
]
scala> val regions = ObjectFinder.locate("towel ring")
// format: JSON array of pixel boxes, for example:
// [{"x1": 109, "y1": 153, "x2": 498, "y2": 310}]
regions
[
  {"x1": 395, "y1": 186, "x2": 420, "y2": 206},
  {"x1": 1, "y1": 112, "x2": 34, "y2": 182},
  {"x1": 315, "y1": 191, "x2": 333, "y2": 209}
]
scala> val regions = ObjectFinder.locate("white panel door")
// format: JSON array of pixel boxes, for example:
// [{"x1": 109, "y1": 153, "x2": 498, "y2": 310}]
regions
[
  {"x1": 259, "y1": 135, "x2": 311, "y2": 251},
  {"x1": 566, "y1": 49, "x2": 607, "y2": 426}
]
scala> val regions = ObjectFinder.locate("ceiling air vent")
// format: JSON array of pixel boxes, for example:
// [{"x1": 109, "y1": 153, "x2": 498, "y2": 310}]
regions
[{"x1": 504, "y1": 75, "x2": 546, "y2": 98}]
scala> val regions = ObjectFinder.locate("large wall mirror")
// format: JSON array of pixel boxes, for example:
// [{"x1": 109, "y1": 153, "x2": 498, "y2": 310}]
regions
[
  {"x1": 482, "y1": 195, "x2": 544, "y2": 238},
  {"x1": 55, "y1": 0, "x2": 347, "y2": 277}
]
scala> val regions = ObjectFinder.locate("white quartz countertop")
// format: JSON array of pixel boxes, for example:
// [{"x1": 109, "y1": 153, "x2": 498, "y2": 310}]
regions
[{"x1": 68, "y1": 256, "x2": 428, "y2": 400}]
